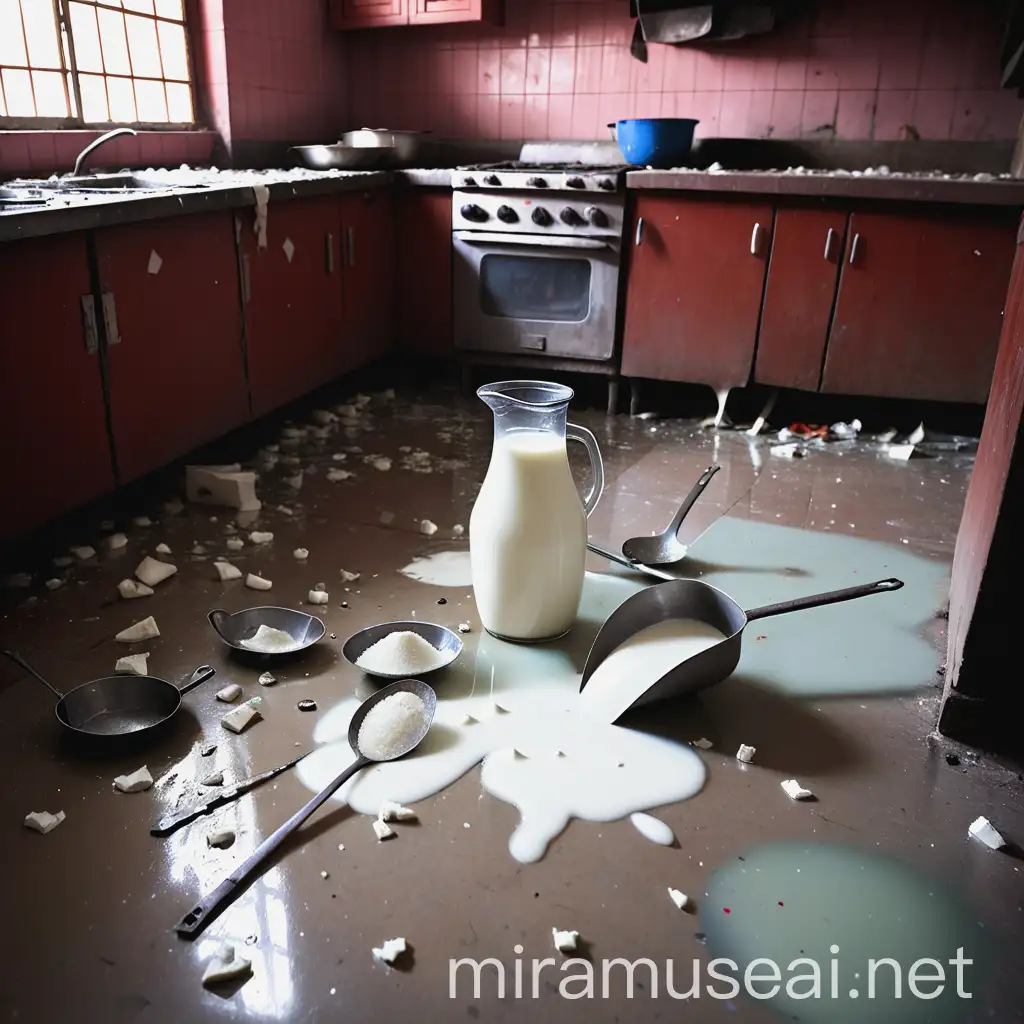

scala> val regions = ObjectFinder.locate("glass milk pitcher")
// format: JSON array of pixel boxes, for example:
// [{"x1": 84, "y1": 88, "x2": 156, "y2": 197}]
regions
[{"x1": 469, "y1": 380, "x2": 604, "y2": 642}]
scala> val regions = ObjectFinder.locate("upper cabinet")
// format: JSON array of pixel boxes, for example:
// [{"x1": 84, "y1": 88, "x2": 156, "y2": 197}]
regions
[{"x1": 330, "y1": 0, "x2": 501, "y2": 28}]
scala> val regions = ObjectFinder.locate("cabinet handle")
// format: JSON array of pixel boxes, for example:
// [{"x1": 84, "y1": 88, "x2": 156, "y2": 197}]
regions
[
  {"x1": 102, "y1": 291, "x2": 120, "y2": 346},
  {"x1": 326, "y1": 232, "x2": 335, "y2": 274},
  {"x1": 635, "y1": 217, "x2": 644, "y2": 247},
  {"x1": 824, "y1": 227, "x2": 835, "y2": 261},
  {"x1": 849, "y1": 233, "x2": 861, "y2": 265},
  {"x1": 81, "y1": 295, "x2": 98, "y2": 355},
  {"x1": 241, "y1": 253, "x2": 252, "y2": 303},
  {"x1": 346, "y1": 226, "x2": 356, "y2": 267},
  {"x1": 750, "y1": 222, "x2": 764, "y2": 256}
]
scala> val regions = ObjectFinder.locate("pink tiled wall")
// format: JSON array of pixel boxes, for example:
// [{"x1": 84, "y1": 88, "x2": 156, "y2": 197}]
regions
[{"x1": 346, "y1": 0, "x2": 1024, "y2": 142}]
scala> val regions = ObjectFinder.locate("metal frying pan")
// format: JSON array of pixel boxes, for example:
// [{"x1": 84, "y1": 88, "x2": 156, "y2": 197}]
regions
[
  {"x1": 0, "y1": 650, "x2": 215, "y2": 739},
  {"x1": 579, "y1": 577, "x2": 904, "y2": 717}
]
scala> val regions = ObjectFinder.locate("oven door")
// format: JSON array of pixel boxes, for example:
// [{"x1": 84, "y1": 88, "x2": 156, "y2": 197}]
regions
[{"x1": 453, "y1": 231, "x2": 620, "y2": 361}]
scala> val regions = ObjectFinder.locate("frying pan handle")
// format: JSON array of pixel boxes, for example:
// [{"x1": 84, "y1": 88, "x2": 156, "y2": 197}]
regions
[
  {"x1": 745, "y1": 578, "x2": 904, "y2": 622},
  {"x1": 177, "y1": 665, "x2": 216, "y2": 695},
  {"x1": 0, "y1": 649, "x2": 65, "y2": 699},
  {"x1": 667, "y1": 464, "x2": 720, "y2": 536},
  {"x1": 208, "y1": 609, "x2": 231, "y2": 637}
]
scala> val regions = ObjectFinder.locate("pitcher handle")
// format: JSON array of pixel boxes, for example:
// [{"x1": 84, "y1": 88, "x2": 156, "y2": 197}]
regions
[{"x1": 566, "y1": 423, "x2": 605, "y2": 517}]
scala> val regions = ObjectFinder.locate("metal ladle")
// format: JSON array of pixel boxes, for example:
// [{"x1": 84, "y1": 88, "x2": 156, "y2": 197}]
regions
[
  {"x1": 174, "y1": 677, "x2": 437, "y2": 938},
  {"x1": 621, "y1": 465, "x2": 721, "y2": 566}
]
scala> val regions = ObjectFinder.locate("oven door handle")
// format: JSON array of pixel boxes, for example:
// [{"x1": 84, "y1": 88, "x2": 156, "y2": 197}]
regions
[{"x1": 454, "y1": 231, "x2": 615, "y2": 251}]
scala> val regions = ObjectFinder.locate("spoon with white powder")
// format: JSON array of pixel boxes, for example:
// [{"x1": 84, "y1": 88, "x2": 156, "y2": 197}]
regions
[{"x1": 175, "y1": 678, "x2": 436, "y2": 938}]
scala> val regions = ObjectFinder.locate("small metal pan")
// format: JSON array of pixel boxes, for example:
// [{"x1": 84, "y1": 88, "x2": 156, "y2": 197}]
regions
[
  {"x1": 580, "y1": 577, "x2": 904, "y2": 716},
  {"x1": 0, "y1": 649, "x2": 215, "y2": 739},
  {"x1": 208, "y1": 606, "x2": 325, "y2": 655},
  {"x1": 342, "y1": 620, "x2": 463, "y2": 679}
]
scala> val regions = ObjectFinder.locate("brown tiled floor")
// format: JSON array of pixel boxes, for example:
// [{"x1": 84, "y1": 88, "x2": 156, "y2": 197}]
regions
[{"x1": 0, "y1": 387, "x2": 1021, "y2": 1023}]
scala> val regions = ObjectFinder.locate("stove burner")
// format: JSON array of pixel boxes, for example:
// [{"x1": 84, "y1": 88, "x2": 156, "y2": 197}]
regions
[{"x1": 457, "y1": 161, "x2": 629, "y2": 175}]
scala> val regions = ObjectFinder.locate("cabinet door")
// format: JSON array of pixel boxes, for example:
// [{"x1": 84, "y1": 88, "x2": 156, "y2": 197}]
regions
[
  {"x1": 411, "y1": 0, "x2": 501, "y2": 23},
  {"x1": 621, "y1": 195, "x2": 772, "y2": 388},
  {"x1": 330, "y1": 0, "x2": 407, "y2": 28},
  {"x1": 242, "y1": 198, "x2": 344, "y2": 418},
  {"x1": 821, "y1": 210, "x2": 1017, "y2": 403},
  {"x1": 340, "y1": 190, "x2": 396, "y2": 371},
  {"x1": 396, "y1": 189, "x2": 452, "y2": 356},
  {"x1": 0, "y1": 234, "x2": 114, "y2": 538},
  {"x1": 755, "y1": 207, "x2": 847, "y2": 391},
  {"x1": 98, "y1": 213, "x2": 249, "y2": 483}
]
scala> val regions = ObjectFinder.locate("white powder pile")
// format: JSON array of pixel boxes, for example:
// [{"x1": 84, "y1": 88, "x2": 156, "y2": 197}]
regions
[
  {"x1": 357, "y1": 692, "x2": 428, "y2": 761},
  {"x1": 240, "y1": 624, "x2": 302, "y2": 653},
  {"x1": 354, "y1": 631, "x2": 449, "y2": 676}
]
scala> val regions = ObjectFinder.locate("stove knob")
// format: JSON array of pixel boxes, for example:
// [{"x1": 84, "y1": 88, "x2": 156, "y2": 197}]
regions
[
  {"x1": 496, "y1": 205, "x2": 519, "y2": 224},
  {"x1": 596, "y1": 177, "x2": 616, "y2": 191},
  {"x1": 559, "y1": 207, "x2": 585, "y2": 226},
  {"x1": 484, "y1": 174, "x2": 501, "y2": 186},
  {"x1": 526, "y1": 176, "x2": 548, "y2": 188},
  {"x1": 462, "y1": 175, "x2": 478, "y2": 187},
  {"x1": 531, "y1": 206, "x2": 553, "y2": 227},
  {"x1": 460, "y1": 203, "x2": 489, "y2": 223},
  {"x1": 565, "y1": 176, "x2": 586, "y2": 189},
  {"x1": 586, "y1": 206, "x2": 610, "y2": 228}
]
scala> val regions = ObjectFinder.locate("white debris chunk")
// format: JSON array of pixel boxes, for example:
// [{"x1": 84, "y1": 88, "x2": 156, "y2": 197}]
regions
[
  {"x1": 907, "y1": 422, "x2": 926, "y2": 445},
  {"x1": 226, "y1": 537, "x2": 245, "y2": 551},
  {"x1": 249, "y1": 531, "x2": 274, "y2": 545},
  {"x1": 118, "y1": 578, "x2": 154, "y2": 600},
  {"x1": 258, "y1": 672, "x2": 276, "y2": 686},
  {"x1": 115, "y1": 653, "x2": 149, "y2": 675},
  {"x1": 135, "y1": 556, "x2": 178, "y2": 587},
  {"x1": 552, "y1": 928, "x2": 579, "y2": 953},
  {"x1": 293, "y1": 548, "x2": 309, "y2": 561},
  {"x1": 207, "y1": 829, "x2": 235, "y2": 849},
  {"x1": 113, "y1": 766, "x2": 153, "y2": 793},
  {"x1": 419, "y1": 519, "x2": 438, "y2": 536},
  {"x1": 71, "y1": 545, "x2": 96, "y2": 561},
  {"x1": 365, "y1": 456, "x2": 392, "y2": 472},
  {"x1": 216, "y1": 684, "x2": 242, "y2": 703},
  {"x1": 693, "y1": 738, "x2": 713, "y2": 750},
  {"x1": 214, "y1": 561, "x2": 243, "y2": 582},
  {"x1": 192, "y1": 544, "x2": 207, "y2": 556},
  {"x1": 163, "y1": 497, "x2": 184, "y2": 516},
  {"x1": 245, "y1": 573, "x2": 273, "y2": 591},
  {"x1": 668, "y1": 888, "x2": 690, "y2": 910},
  {"x1": 147, "y1": 249, "x2": 162, "y2": 275},
  {"x1": 311, "y1": 409, "x2": 337, "y2": 426},
  {"x1": 372, "y1": 937, "x2": 407, "y2": 965},
  {"x1": 24, "y1": 810, "x2": 65, "y2": 834},
  {"x1": 285, "y1": 473, "x2": 303, "y2": 490},
  {"x1": 221, "y1": 704, "x2": 261, "y2": 734},
  {"x1": 458, "y1": 622, "x2": 471, "y2": 633},
  {"x1": 132, "y1": 516, "x2": 152, "y2": 527},
  {"x1": 736, "y1": 744, "x2": 756, "y2": 764},
  {"x1": 887, "y1": 443, "x2": 918, "y2": 461},
  {"x1": 202, "y1": 771, "x2": 224, "y2": 787},
  {"x1": 52, "y1": 556, "x2": 75, "y2": 568},
  {"x1": 452, "y1": 524, "x2": 465, "y2": 537},
  {"x1": 781, "y1": 779, "x2": 814, "y2": 801},
  {"x1": 202, "y1": 944, "x2": 253, "y2": 987},
  {"x1": 155, "y1": 543, "x2": 172, "y2": 555},
  {"x1": 116, "y1": 616, "x2": 160, "y2": 643},
  {"x1": 372, "y1": 819, "x2": 396, "y2": 841},
  {"x1": 771, "y1": 443, "x2": 804, "y2": 459},
  {"x1": 326, "y1": 469, "x2": 354, "y2": 482},
  {"x1": 308, "y1": 590, "x2": 329, "y2": 604},
  {"x1": 968, "y1": 815, "x2": 1007, "y2": 850},
  {"x1": 186, "y1": 465, "x2": 261, "y2": 512},
  {"x1": 45, "y1": 578, "x2": 63, "y2": 590},
  {"x1": 106, "y1": 532, "x2": 128, "y2": 551},
  {"x1": 378, "y1": 800, "x2": 417, "y2": 823},
  {"x1": 340, "y1": 569, "x2": 360, "y2": 582}
]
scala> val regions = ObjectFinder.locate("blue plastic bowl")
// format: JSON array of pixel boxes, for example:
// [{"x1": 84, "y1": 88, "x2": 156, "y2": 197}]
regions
[{"x1": 614, "y1": 118, "x2": 699, "y2": 168}]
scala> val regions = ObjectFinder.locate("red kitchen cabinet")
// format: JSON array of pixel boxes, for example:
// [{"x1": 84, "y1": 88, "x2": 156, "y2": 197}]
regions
[
  {"x1": 340, "y1": 190, "x2": 396, "y2": 371},
  {"x1": 755, "y1": 207, "x2": 847, "y2": 391},
  {"x1": 330, "y1": 0, "x2": 406, "y2": 28},
  {"x1": 622, "y1": 195, "x2": 773, "y2": 389},
  {"x1": 821, "y1": 210, "x2": 1017, "y2": 403},
  {"x1": 410, "y1": 0, "x2": 501, "y2": 23},
  {"x1": 396, "y1": 189, "x2": 452, "y2": 356},
  {"x1": 97, "y1": 213, "x2": 249, "y2": 483},
  {"x1": 330, "y1": 0, "x2": 500, "y2": 27},
  {"x1": 242, "y1": 197, "x2": 345, "y2": 418},
  {"x1": 0, "y1": 233, "x2": 114, "y2": 539}
]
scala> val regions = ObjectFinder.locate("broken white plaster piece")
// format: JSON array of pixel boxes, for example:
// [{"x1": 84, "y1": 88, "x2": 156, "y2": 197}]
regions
[
  {"x1": 116, "y1": 616, "x2": 160, "y2": 643},
  {"x1": 887, "y1": 443, "x2": 918, "y2": 461},
  {"x1": 163, "y1": 497, "x2": 185, "y2": 516},
  {"x1": 378, "y1": 800, "x2": 417, "y2": 823},
  {"x1": 226, "y1": 537, "x2": 245, "y2": 551},
  {"x1": 968, "y1": 815, "x2": 1007, "y2": 850},
  {"x1": 115, "y1": 653, "x2": 149, "y2": 675},
  {"x1": 24, "y1": 810, "x2": 65, "y2": 834},
  {"x1": 71, "y1": 545, "x2": 96, "y2": 561},
  {"x1": 216, "y1": 684, "x2": 242, "y2": 703},
  {"x1": 372, "y1": 819, "x2": 396, "y2": 841},
  {"x1": 693, "y1": 738, "x2": 714, "y2": 750},
  {"x1": 118, "y1": 579, "x2": 154, "y2": 599},
  {"x1": 326, "y1": 469, "x2": 354, "y2": 482},
  {"x1": 366, "y1": 456, "x2": 392, "y2": 471},
  {"x1": 258, "y1": 672, "x2": 276, "y2": 686},
  {"x1": 221, "y1": 704, "x2": 261, "y2": 734},
  {"x1": 44, "y1": 578, "x2": 63, "y2": 590},
  {"x1": 106, "y1": 532, "x2": 128, "y2": 551},
  {"x1": 214, "y1": 561, "x2": 243, "y2": 582},
  {"x1": 245, "y1": 573, "x2": 273, "y2": 591},
  {"x1": 284, "y1": 473, "x2": 303, "y2": 490},
  {"x1": 452, "y1": 524, "x2": 465, "y2": 537},
  {"x1": 192, "y1": 544, "x2": 206, "y2": 556},
  {"x1": 282, "y1": 237, "x2": 295, "y2": 263},
  {"x1": 186, "y1": 465, "x2": 261, "y2": 513},
  {"x1": 552, "y1": 929, "x2": 579, "y2": 953},
  {"x1": 308, "y1": 590, "x2": 329, "y2": 604},
  {"x1": 252, "y1": 184, "x2": 270, "y2": 248},
  {"x1": 113, "y1": 766, "x2": 153, "y2": 793},
  {"x1": 147, "y1": 249, "x2": 163, "y2": 275},
  {"x1": 340, "y1": 569, "x2": 360, "y2": 582},
  {"x1": 207, "y1": 829, "x2": 235, "y2": 849},
  {"x1": 293, "y1": 548, "x2": 309, "y2": 561},
  {"x1": 132, "y1": 516, "x2": 152, "y2": 527},
  {"x1": 668, "y1": 888, "x2": 690, "y2": 911},
  {"x1": 135, "y1": 556, "x2": 178, "y2": 587},
  {"x1": 202, "y1": 944, "x2": 253, "y2": 987},
  {"x1": 458, "y1": 622, "x2": 471, "y2": 633},
  {"x1": 202, "y1": 771, "x2": 224, "y2": 787},
  {"x1": 736, "y1": 744, "x2": 756, "y2": 764},
  {"x1": 372, "y1": 937, "x2": 407, "y2": 965},
  {"x1": 781, "y1": 779, "x2": 815, "y2": 801},
  {"x1": 155, "y1": 543, "x2": 172, "y2": 555},
  {"x1": 311, "y1": 409, "x2": 337, "y2": 425},
  {"x1": 419, "y1": 519, "x2": 438, "y2": 536},
  {"x1": 907, "y1": 422, "x2": 926, "y2": 445},
  {"x1": 249, "y1": 531, "x2": 274, "y2": 545},
  {"x1": 52, "y1": 556, "x2": 74, "y2": 568}
]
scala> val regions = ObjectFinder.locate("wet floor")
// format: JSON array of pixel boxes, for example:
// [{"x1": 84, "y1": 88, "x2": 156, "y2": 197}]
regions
[{"x1": 0, "y1": 386, "x2": 1021, "y2": 1023}]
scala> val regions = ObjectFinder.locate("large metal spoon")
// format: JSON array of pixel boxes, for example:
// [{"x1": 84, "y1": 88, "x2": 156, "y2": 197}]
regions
[
  {"x1": 174, "y1": 678, "x2": 437, "y2": 938},
  {"x1": 621, "y1": 464, "x2": 720, "y2": 566}
]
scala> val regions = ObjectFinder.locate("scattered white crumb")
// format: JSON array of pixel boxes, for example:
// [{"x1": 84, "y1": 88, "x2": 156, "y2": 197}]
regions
[
  {"x1": 115, "y1": 653, "x2": 149, "y2": 675},
  {"x1": 221, "y1": 704, "x2": 261, "y2": 734},
  {"x1": 372, "y1": 937, "x2": 406, "y2": 965},
  {"x1": 552, "y1": 928, "x2": 579, "y2": 953},
  {"x1": 45, "y1": 578, "x2": 63, "y2": 590},
  {"x1": 71, "y1": 545, "x2": 96, "y2": 561},
  {"x1": 419, "y1": 519, "x2": 438, "y2": 536},
  {"x1": 378, "y1": 800, "x2": 417, "y2": 823},
  {"x1": 327, "y1": 469, "x2": 354, "y2": 482},
  {"x1": 968, "y1": 815, "x2": 1007, "y2": 850},
  {"x1": 285, "y1": 473, "x2": 303, "y2": 490},
  {"x1": 736, "y1": 744, "x2": 756, "y2": 763},
  {"x1": 458, "y1": 622, "x2": 471, "y2": 633},
  {"x1": 116, "y1": 615, "x2": 160, "y2": 643},
  {"x1": 463, "y1": 822, "x2": 471, "y2": 829},
  {"x1": 132, "y1": 516, "x2": 152, "y2": 527},
  {"x1": 320, "y1": 870, "x2": 329, "y2": 879},
  {"x1": 340, "y1": 569, "x2": 360, "y2": 582},
  {"x1": 214, "y1": 561, "x2": 243, "y2": 582},
  {"x1": 216, "y1": 684, "x2": 242, "y2": 703},
  {"x1": 155, "y1": 542, "x2": 172, "y2": 555},
  {"x1": 249, "y1": 531, "x2": 274, "y2": 544},
  {"x1": 226, "y1": 537, "x2": 245, "y2": 551},
  {"x1": 258, "y1": 672, "x2": 276, "y2": 686},
  {"x1": 452, "y1": 524, "x2": 465, "y2": 537},
  {"x1": 113, "y1": 766, "x2": 153, "y2": 793},
  {"x1": 372, "y1": 819, "x2": 396, "y2": 841},
  {"x1": 117, "y1": 578, "x2": 154, "y2": 599},
  {"x1": 668, "y1": 888, "x2": 689, "y2": 910},
  {"x1": 245, "y1": 573, "x2": 273, "y2": 591},
  {"x1": 338, "y1": 843, "x2": 346, "y2": 851},
  {"x1": 693, "y1": 738, "x2": 713, "y2": 749},
  {"x1": 106, "y1": 532, "x2": 128, "y2": 551},
  {"x1": 52, "y1": 556, "x2": 74, "y2": 568},
  {"x1": 135, "y1": 555, "x2": 177, "y2": 587},
  {"x1": 293, "y1": 548, "x2": 309, "y2": 561},
  {"x1": 781, "y1": 779, "x2": 814, "y2": 801},
  {"x1": 192, "y1": 544, "x2": 206, "y2": 556},
  {"x1": 207, "y1": 829, "x2": 235, "y2": 849},
  {"x1": 24, "y1": 810, "x2": 65, "y2": 834},
  {"x1": 202, "y1": 944, "x2": 252, "y2": 987},
  {"x1": 308, "y1": 590, "x2": 329, "y2": 604}
]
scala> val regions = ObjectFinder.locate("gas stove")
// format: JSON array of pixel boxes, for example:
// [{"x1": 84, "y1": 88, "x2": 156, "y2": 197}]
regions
[{"x1": 452, "y1": 162, "x2": 629, "y2": 193}]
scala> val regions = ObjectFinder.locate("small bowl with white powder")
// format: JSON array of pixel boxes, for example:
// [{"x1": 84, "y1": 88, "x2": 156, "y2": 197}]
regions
[
  {"x1": 208, "y1": 606, "x2": 326, "y2": 656},
  {"x1": 342, "y1": 620, "x2": 463, "y2": 680}
]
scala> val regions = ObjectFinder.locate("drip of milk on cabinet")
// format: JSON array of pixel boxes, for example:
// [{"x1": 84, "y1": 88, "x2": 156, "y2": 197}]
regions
[{"x1": 577, "y1": 619, "x2": 727, "y2": 724}]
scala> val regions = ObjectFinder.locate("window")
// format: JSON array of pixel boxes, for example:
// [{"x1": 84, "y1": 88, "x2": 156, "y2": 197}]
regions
[{"x1": 0, "y1": 0, "x2": 194, "y2": 127}]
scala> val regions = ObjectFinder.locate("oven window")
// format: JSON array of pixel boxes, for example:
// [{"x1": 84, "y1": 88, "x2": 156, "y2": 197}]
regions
[{"x1": 480, "y1": 254, "x2": 591, "y2": 322}]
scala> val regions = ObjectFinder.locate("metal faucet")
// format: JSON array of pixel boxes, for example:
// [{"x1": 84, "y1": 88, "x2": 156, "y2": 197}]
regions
[{"x1": 72, "y1": 126, "x2": 138, "y2": 177}]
